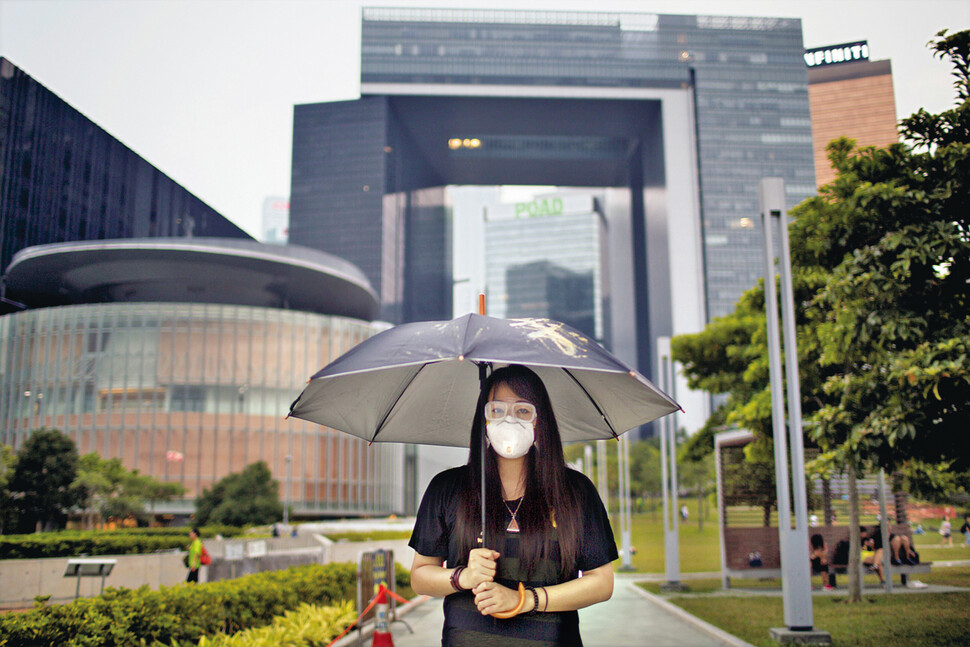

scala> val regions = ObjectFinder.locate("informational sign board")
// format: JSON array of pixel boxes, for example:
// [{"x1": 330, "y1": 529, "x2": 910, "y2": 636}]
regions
[
  {"x1": 224, "y1": 543, "x2": 244, "y2": 561},
  {"x1": 357, "y1": 549, "x2": 395, "y2": 623},
  {"x1": 246, "y1": 540, "x2": 267, "y2": 558}
]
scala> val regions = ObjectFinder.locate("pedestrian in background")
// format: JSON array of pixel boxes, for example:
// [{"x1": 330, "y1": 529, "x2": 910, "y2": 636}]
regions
[
  {"x1": 940, "y1": 516, "x2": 953, "y2": 548},
  {"x1": 186, "y1": 527, "x2": 203, "y2": 582},
  {"x1": 959, "y1": 514, "x2": 970, "y2": 547}
]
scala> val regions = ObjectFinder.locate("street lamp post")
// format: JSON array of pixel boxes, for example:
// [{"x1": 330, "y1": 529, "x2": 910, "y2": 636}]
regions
[
  {"x1": 759, "y1": 178, "x2": 829, "y2": 643},
  {"x1": 657, "y1": 336, "x2": 684, "y2": 590},
  {"x1": 617, "y1": 434, "x2": 633, "y2": 570},
  {"x1": 283, "y1": 454, "x2": 292, "y2": 527}
]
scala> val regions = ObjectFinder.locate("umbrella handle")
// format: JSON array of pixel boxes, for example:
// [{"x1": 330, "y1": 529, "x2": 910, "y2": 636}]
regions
[{"x1": 490, "y1": 582, "x2": 526, "y2": 619}]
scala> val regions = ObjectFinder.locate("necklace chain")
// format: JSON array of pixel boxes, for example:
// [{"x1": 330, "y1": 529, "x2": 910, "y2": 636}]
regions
[{"x1": 504, "y1": 497, "x2": 524, "y2": 533}]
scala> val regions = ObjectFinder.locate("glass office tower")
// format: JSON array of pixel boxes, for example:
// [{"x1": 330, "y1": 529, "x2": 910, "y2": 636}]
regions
[
  {"x1": 484, "y1": 193, "x2": 605, "y2": 342},
  {"x1": 290, "y1": 8, "x2": 816, "y2": 439},
  {"x1": 292, "y1": 8, "x2": 814, "y2": 327},
  {"x1": 353, "y1": 9, "x2": 816, "y2": 319},
  {"x1": 0, "y1": 58, "x2": 249, "y2": 282}
]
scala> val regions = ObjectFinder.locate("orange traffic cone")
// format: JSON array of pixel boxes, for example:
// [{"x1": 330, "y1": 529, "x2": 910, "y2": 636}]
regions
[{"x1": 371, "y1": 585, "x2": 394, "y2": 647}]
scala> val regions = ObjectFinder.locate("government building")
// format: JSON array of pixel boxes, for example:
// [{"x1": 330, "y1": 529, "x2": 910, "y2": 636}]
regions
[
  {"x1": 0, "y1": 58, "x2": 399, "y2": 518},
  {"x1": 290, "y1": 8, "x2": 820, "y2": 436}
]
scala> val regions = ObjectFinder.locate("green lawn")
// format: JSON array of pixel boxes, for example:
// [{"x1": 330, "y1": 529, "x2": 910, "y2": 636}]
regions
[
  {"x1": 614, "y1": 500, "x2": 723, "y2": 573},
  {"x1": 641, "y1": 566, "x2": 970, "y2": 647},
  {"x1": 912, "y1": 532, "x2": 970, "y2": 563},
  {"x1": 640, "y1": 565, "x2": 970, "y2": 594},
  {"x1": 671, "y1": 591, "x2": 970, "y2": 647}
]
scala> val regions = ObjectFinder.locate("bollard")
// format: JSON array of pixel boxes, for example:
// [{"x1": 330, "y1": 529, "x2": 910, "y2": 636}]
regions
[{"x1": 371, "y1": 585, "x2": 394, "y2": 647}]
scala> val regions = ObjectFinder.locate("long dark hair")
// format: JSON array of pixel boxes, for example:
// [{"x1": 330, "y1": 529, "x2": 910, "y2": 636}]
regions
[{"x1": 455, "y1": 364, "x2": 581, "y2": 579}]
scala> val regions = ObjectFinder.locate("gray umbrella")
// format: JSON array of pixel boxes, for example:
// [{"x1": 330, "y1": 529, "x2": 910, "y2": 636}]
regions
[{"x1": 288, "y1": 313, "x2": 680, "y2": 445}]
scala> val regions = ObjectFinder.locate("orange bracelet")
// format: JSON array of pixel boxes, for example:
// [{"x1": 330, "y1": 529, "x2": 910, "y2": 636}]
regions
[{"x1": 491, "y1": 582, "x2": 526, "y2": 619}]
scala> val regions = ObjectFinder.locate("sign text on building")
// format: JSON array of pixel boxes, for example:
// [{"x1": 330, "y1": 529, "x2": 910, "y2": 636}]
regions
[
  {"x1": 486, "y1": 194, "x2": 594, "y2": 221},
  {"x1": 804, "y1": 41, "x2": 869, "y2": 67}
]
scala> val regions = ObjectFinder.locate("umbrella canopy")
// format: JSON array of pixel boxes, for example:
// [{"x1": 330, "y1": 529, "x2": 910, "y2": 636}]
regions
[{"x1": 288, "y1": 314, "x2": 680, "y2": 445}]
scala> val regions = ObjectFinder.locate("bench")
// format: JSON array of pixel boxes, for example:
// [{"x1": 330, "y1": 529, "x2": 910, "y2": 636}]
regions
[
  {"x1": 724, "y1": 562, "x2": 931, "y2": 588},
  {"x1": 721, "y1": 524, "x2": 931, "y2": 588},
  {"x1": 830, "y1": 562, "x2": 932, "y2": 587}
]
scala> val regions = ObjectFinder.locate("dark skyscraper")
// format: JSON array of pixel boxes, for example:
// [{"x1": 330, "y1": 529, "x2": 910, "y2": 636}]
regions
[
  {"x1": 0, "y1": 57, "x2": 249, "y2": 292},
  {"x1": 289, "y1": 8, "x2": 815, "y2": 397}
]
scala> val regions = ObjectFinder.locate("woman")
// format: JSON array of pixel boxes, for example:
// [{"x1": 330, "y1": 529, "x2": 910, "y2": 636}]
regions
[
  {"x1": 409, "y1": 365, "x2": 616, "y2": 646},
  {"x1": 186, "y1": 527, "x2": 202, "y2": 583},
  {"x1": 809, "y1": 534, "x2": 835, "y2": 590}
]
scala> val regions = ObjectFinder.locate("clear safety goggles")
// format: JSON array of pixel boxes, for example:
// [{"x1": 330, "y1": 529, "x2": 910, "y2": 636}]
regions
[{"x1": 484, "y1": 401, "x2": 537, "y2": 423}]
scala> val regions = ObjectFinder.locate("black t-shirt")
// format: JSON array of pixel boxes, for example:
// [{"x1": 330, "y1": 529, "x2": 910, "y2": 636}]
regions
[{"x1": 409, "y1": 465, "x2": 618, "y2": 647}]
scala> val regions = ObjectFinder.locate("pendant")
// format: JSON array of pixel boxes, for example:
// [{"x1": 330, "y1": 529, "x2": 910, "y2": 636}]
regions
[{"x1": 507, "y1": 518, "x2": 520, "y2": 533}]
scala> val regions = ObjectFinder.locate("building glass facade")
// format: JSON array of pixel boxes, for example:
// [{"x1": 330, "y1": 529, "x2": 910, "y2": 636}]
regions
[
  {"x1": 484, "y1": 196, "x2": 605, "y2": 342},
  {"x1": 0, "y1": 58, "x2": 249, "y2": 278},
  {"x1": 0, "y1": 302, "x2": 400, "y2": 515},
  {"x1": 353, "y1": 8, "x2": 816, "y2": 320}
]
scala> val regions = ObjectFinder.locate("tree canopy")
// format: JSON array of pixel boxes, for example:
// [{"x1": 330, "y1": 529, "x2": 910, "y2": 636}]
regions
[
  {"x1": 0, "y1": 445, "x2": 17, "y2": 533},
  {"x1": 673, "y1": 30, "x2": 970, "y2": 497},
  {"x1": 195, "y1": 461, "x2": 283, "y2": 527},
  {"x1": 74, "y1": 453, "x2": 186, "y2": 527},
  {"x1": 797, "y1": 29, "x2": 969, "y2": 485},
  {"x1": 7, "y1": 429, "x2": 82, "y2": 532}
]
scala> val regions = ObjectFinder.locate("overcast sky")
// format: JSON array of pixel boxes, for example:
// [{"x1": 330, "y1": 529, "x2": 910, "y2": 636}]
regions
[{"x1": 2, "y1": 0, "x2": 968, "y2": 238}]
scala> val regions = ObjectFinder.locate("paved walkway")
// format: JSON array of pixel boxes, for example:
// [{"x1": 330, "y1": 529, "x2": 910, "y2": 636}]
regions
[
  {"x1": 339, "y1": 572, "x2": 969, "y2": 647},
  {"x1": 383, "y1": 574, "x2": 735, "y2": 647}
]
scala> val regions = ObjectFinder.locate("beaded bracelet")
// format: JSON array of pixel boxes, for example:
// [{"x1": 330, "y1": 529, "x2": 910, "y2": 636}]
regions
[{"x1": 450, "y1": 566, "x2": 466, "y2": 592}]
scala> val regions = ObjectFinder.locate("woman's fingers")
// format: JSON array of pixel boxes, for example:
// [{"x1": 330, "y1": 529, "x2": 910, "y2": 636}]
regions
[
  {"x1": 473, "y1": 581, "x2": 515, "y2": 615},
  {"x1": 466, "y1": 548, "x2": 499, "y2": 587}
]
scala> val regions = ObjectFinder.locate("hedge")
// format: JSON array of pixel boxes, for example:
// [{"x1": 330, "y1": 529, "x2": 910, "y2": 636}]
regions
[
  {"x1": 0, "y1": 526, "x2": 244, "y2": 560},
  {"x1": 0, "y1": 562, "x2": 360, "y2": 647},
  {"x1": 184, "y1": 601, "x2": 357, "y2": 647}
]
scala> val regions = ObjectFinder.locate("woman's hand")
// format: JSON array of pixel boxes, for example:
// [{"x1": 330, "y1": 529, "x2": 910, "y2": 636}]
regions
[
  {"x1": 472, "y1": 581, "x2": 524, "y2": 616},
  {"x1": 463, "y1": 547, "x2": 500, "y2": 589}
]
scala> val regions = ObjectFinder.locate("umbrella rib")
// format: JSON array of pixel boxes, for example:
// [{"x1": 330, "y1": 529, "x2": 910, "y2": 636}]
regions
[
  {"x1": 561, "y1": 368, "x2": 619, "y2": 440},
  {"x1": 370, "y1": 365, "x2": 425, "y2": 444}
]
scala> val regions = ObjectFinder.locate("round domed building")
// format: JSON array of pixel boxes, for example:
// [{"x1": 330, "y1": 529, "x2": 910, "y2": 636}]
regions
[{"x1": 0, "y1": 238, "x2": 404, "y2": 519}]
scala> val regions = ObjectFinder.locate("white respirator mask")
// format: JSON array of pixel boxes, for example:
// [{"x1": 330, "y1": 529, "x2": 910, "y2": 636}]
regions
[{"x1": 485, "y1": 419, "x2": 535, "y2": 459}]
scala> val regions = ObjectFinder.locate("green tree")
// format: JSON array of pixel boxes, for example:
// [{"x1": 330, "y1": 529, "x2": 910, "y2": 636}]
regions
[
  {"x1": 8, "y1": 429, "x2": 81, "y2": 532},
  {"x1": 800, "y1": 29, "x2": 970, "y2": 489},
  {"x1": 564, "y1": 439, "x2": 662, "y2": 514},
  {"x1": 677, "y1": 449, "x2": 715, "y2": 530},
  {"x1": 673, "y1": 29, "x2": 970, "y2": 602},
  {"x1": 798, "y1": 31, "x2": 969, "y2": 599},
  {"x1": 628, "y1": 439, "x2": 662, "y2": 515},
  {"x1": 0, "y1": 445, "x2": 17, "y2": 533},
  {"x1": 195, "y1": 461, "x2": 283, "y2": 526},
  {"x1": 74, "y1": 453, "x2": 186, "y2": 527}
]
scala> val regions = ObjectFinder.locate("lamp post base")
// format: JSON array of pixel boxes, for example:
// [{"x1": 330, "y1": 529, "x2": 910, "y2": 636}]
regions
[{"x1": 769, "y1": 627, "x2": 832, "y2": 645}]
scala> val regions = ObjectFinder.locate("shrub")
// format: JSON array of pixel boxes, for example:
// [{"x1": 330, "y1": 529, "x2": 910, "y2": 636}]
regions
[
  {"x1": 0, "y1": 526, "x2": 244, "y2": 559},
  {"x1": 0, "y1": 562, "x2": 358, "y2": 647},
  {"x1": 184, "y1": 601, "x2": 356, "y2": 647}
]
